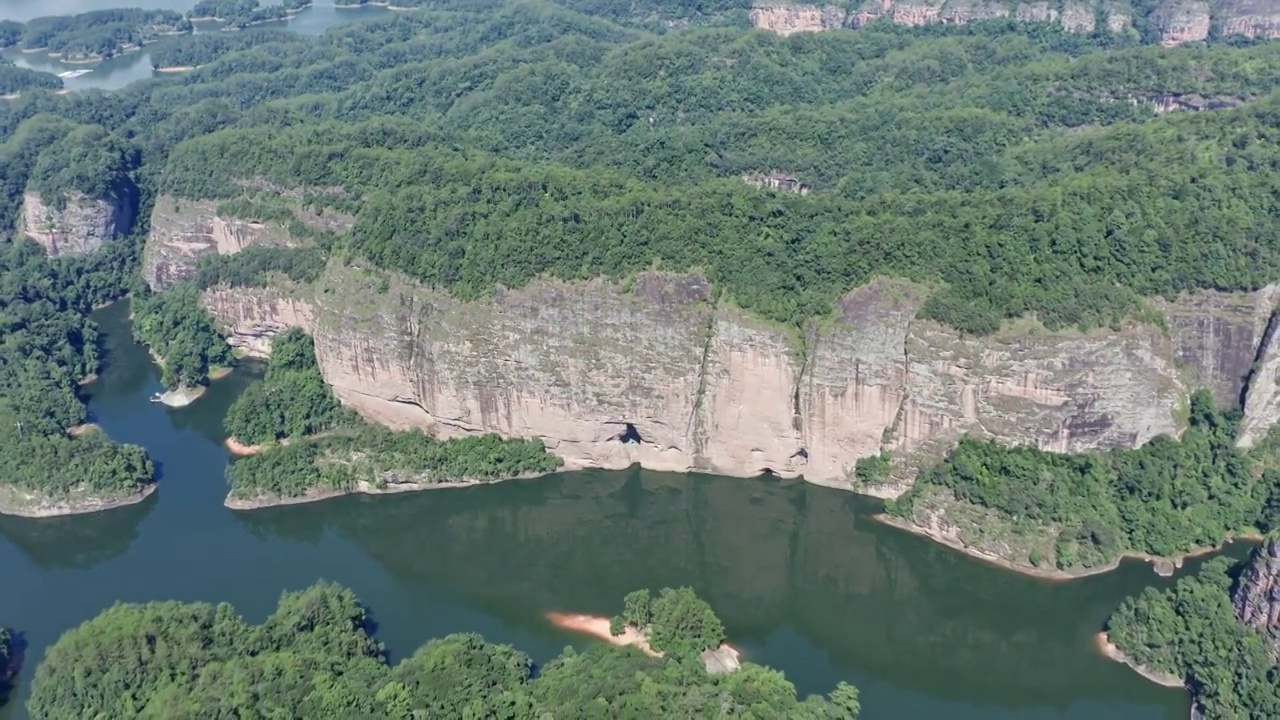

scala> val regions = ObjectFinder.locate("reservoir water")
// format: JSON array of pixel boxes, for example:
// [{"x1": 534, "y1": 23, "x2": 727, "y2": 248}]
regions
[
  {"x1": 0, "y1": 301, "x2": 1250, "y2": 718},
  {"x1": 0, "y1": 1, "x2": 393, "y2": 92}
]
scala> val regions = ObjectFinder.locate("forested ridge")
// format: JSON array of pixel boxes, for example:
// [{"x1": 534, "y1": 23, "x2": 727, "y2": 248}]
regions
[
  {"x1": 1106, "y1": 549, "x2": 1280, "y2": 719},
  {"x1": 26, "y1": 584, "x2": 861, "y2": 718}
]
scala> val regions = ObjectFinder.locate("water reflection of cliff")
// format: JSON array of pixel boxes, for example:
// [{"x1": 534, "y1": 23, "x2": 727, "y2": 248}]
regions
[
  {"x1": 0, "y1": 491, "x2": 156, "y2": 570},
  {"x1": 235, "y1": 468, "x2": 1200, "y2": 709}
]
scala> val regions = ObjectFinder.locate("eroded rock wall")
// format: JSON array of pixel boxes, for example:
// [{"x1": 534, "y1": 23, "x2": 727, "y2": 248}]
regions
[
  {"x1": 747, "y1": 0, "x2": 1280, "y2": 43},
  {"x1": 142, "y1": 195, "x2": 299, "y2": 290},
  {"x1": 1233, "y1": 537, "x2": 1280, "y2": 645},
  {"x1": 19, "y1": 191, "x2": 133, "y2": 256},
  {"x1": 197, "y1": 264, "x2": 1280, "y2": 489}
]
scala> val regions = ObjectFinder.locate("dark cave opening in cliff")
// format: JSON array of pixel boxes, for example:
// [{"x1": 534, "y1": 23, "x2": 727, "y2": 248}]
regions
[
  {"x1": 615, "y1": 423, "x2": 644, "y2": 445},
  {"x1": 760, "y1": 467, "x2": 776, "y2": 477}
]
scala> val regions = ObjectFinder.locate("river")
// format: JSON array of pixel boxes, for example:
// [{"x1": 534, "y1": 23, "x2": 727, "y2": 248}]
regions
[
  {"x1": 0, "y1": 1, "x2": 393, "y2": 92},
  {"x1": 0, "y1": 300, "x2": 1249, "y2": 718}
]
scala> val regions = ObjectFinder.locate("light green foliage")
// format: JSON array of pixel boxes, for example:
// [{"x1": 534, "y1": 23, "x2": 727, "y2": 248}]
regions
[
  {"x1": 30, "y1": 585, "x2": 859, "y2": 718},
  {"x1": 28, "y1": 124, "x2": 137, "y2": 207},
  {"x1": 224, "y1": 328, "x2": 349, "y2": 444},
  {"x1": 892, "y1": 391, "x2": 1276, "y2": 569},
  {"x1": 13, "y1": 10, "x2": 191, "y2": 61},
  {"x1": 132, "y1": 285, "x2": 233, "y2": 389},
  {"x1": 0, "y1": 63, "x2": 60, "y2": 96},
  {"x1": 1107, "y1": 551, "x2": 1280, "y2": 719},
  {"x1": 612, "y1": 587, "x2": 726, "y2": 655}
]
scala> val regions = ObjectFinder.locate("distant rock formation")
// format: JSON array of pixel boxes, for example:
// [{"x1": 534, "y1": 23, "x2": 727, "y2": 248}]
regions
[
  {"x1": 1233, "y1": 536, "x2": 1280, "y2": 646},
  {"x1": 20, "y1": 190, "x2": 134, "y2": 256}
]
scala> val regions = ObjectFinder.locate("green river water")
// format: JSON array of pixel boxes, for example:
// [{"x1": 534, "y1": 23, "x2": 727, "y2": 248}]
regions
[{"x1": 0, "y1": 301, "x2": 1255, "y2": 718}]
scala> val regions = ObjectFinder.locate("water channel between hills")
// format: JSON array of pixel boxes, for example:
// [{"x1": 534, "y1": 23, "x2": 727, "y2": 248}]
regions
[
  {"x1": 0, "y1": 1, "x2": 394, "y2": 92},
  {"x1": 0, "y1": 303, "x2": 1253, "y2": 718}
]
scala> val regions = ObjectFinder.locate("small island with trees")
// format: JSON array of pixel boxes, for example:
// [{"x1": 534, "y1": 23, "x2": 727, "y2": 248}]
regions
[{"x1": 0, "y1": 10, "x2": 192, "y2": 63}]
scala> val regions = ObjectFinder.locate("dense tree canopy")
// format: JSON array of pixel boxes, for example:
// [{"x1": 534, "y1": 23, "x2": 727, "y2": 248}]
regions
[
  {"x1": 0, "y1": 63, "x2": 60, "y2": 97},
  {"x1": 890, "y1": 391, "x2": 1279, "y2": 569},
  {"x1": 28, "y1": 584, "x2": 860, "y2": 718},
  {"x1": 9, "y1": 10, "x2": 191, "y2": 62},
  {"x1": 224, "y1": 328, "x2": 349, "y2": 444},
  {"x1": 1107, "y1": 551, "x2": 1280, "y2": 719},
  {"x1": 132, "y1": 285, "x2": 233, "y2": 390}
]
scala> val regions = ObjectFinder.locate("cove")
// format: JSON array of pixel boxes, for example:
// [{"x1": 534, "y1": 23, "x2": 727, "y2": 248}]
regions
[{"x1": 0, "y1": 302, "x2": 1252, "y2": 719}]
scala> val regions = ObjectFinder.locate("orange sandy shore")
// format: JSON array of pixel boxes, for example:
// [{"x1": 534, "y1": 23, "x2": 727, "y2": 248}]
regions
[
  {"x1": 1095, "y1": 633, "x2": 1184, "y2": 688},
  {"x1": 225, "y1": 436, "x2": 270, "y2": 456},
  {"x1": 545, "y1": 612, "x2": 660, "y2": 656}
]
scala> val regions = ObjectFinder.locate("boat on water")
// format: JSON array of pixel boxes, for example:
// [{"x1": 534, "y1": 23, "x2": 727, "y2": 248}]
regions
[
  {"x1": 57, "y1": 69, "x2": 94, "y2": 79},
  {"x1": 148, "y1": 392, "x2": 164, "y2": 403}
]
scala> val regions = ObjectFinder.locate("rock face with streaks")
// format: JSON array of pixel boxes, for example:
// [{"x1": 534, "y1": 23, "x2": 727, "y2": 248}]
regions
[
  {"x1": 1233, "y1": 536, "x2": 1280, "y2": 645},
  {"x1": 19, "y1": 190, "x2": 134, "y2": 256},
  {"x1": 194, "y1": 262, "x2": 1260, "y2": 489},
  {"x1": 142, "y1": 195, "x2": 302, "y2": 291},
  {"x1": 746, "y1": 0, "x2": 1280, "y2": 43}
]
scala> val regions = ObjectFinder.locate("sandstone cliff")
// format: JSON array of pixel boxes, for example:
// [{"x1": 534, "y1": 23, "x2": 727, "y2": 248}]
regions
[
  {"x1": 19, "y1": 190, "x2": 133, "y2": 256},
  {"x1": 142, "y1": 195, "x2": 306, "y2": 290},
  {"x1": 188, "y1": 260, "x2": 1280, "y2": 491},
  {"x1": 1233, "y1": 536, "x2": 1280, "y2": 645},
  {"x1": 747, "y1": 0, "x2": 1280, "y2": 44}
]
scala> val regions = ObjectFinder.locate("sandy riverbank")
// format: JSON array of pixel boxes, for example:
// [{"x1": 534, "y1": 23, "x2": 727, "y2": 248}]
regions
[
  {"x1": 154, "y1": 65, "x2": 195, "y2": 73},
  {"x1": 0, "y1": 482, "x2": 156, "y2": 518},
  {"x1": 874, "y1": 513, "x2": 1254, "y2": 582},
  {"x1": 1095, "y1": 633, "x2": 1185, "y2": 688},
  {"x1": 545, "y1": 612, "x2": 659, "y2": 656},
  {"x1": 224, "y1": 436, "x2": 270, "y2": 456},
  {"x1": 159, "y1": 385, "x2": 205, "y2": 407}
]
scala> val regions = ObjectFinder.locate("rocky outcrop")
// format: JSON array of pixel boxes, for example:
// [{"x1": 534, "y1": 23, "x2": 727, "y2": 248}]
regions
[
  {"x1": 142, "y1": 195, "x2": 300, "y2": 291},
  {"x1": 1233, "y1": 537, "x2": 1280, "y2": 645},
  {"x1": 19, "y1": 191, "x2": 133, "y2": 256},
  {"x1": 746, "y1": 0, "x2": 1280, "y2": 42},
  {"x1": 200, "y1": 264, "x2": 1254, "y2": 489},
  {"x1": 199, "y1": 285, "x2": 315, "y2": 358}
]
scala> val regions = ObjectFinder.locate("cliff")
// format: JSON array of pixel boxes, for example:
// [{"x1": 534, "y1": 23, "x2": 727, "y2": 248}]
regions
[
  {"x1": 747, "y1": 0, "x2": 1280, "y2": 44},
  {"x1": 1233, "y1": 536, "x2": 1280, "y2": 645},
  {"x1": 142, "y1": 195, "x2": 306, "y2": 291},
  {"x1": 189, "y1": 261, "x2": 1280, "y2": 490},
  {"x1": 19, "y1": 190, "x2": 133, "y2": 256}
]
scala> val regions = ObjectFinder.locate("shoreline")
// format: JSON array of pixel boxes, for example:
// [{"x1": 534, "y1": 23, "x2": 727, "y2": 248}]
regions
[
  {"x1": 1094, "y1": 633, "x2": 1185, "y2": 688},
  {"x1": 873, "y1": 513, "x2": 1254, "y2": 582},
  {"x1": 224, "y1": 469, "x2": 555, "y2": 510},
  {"x1": 0, "y1": 482, "x2": 156, "y2": 519},
  {"x1": 154, "y1": 65, "x2": 195, "y2": 73},
  {"x1": 224, "y1": 436, "x2": 270, "y2": 456},
  {"x1": 544, "y1": 612, "x2": 660, "y2": 657}
]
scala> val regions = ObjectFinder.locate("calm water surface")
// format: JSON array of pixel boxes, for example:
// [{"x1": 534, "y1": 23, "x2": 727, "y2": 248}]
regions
[
  {"x1": 0, "y1": 1, "x2": 392, "y2": 91},
  {"x1": 0, "y1": 301, "x2": 1249, "y2": 718}
]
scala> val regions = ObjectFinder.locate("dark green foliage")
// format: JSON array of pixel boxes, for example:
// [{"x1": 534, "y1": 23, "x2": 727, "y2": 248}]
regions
[
  {"x1": 1107, "y1": 553, "x2": 1280, "y2": 719},
  {"x1": 29, "y1": 584, "x2": 858, "y2": 718},
  {"x1": 227, "y1": 425, "x2": 562, "y2": 500},
  {"x1": 0, "y1": 239, "x2": 153, "y2": 504},
  {"x1": 196, "y1": 246, "x2": 326, "y2": 288},
  {"x1": 224, "y1": 328, "x2": 348, "y2": 444},
  {"x1": 0, "y1": 626, "x2": 14, "y2": 703},
  {"x1": 613, "y1": 587, "x2": 726, "y2": 655},
  {"x1": 15, "y1": 10, "x2": 191, "y2": 61},
  {"x1": 0, "y1": 63, "x2": 61, "y2": 96},
  {"x1": 28, "y1": 124, "x2": 138, "y2": 206},
  {"x1": 131, "y1": 285, "x2": 232, "y2": 389},
  {"x1": 892, "y1": 391, "x2": 1273, "y2": 569}
]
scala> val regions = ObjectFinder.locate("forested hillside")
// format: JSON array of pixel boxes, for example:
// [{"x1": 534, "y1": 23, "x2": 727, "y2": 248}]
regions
[{"x1": 27, "y1": 584, "x2": 861, "y2": 718}]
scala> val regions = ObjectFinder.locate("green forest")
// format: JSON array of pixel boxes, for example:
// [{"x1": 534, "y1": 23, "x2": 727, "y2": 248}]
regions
[
  {"x1": 189, "y1": 1, "x2": 312, "y2": 29},
  {"x1": 223, "y1": 327, "x2": 350, "y2": 444},
  {"x1": 26, "y1": 583, "x2": 860, "y2": 718},
  {"x1": 890, "y1": 391, "x2": 1280, "y2": 570},
  {"x1": 0, "y1": 239, "x2": 153, "y2": 509},
  {"x1": 132, "y1": 285, "x2": 233, "y2": 390},
  {"x1": 1106, "y1": 548, "x2": 1280, "y2": 719}
]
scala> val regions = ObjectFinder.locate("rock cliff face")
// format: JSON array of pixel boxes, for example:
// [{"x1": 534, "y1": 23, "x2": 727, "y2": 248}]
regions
[
  {"x1": 1233, "y1": 537, "x2": 1280, "y2": 645},
  {"x1": 142, "y1": 195, "x2": 302, "y2": 291},
  {"x1": 747, "y1": 0, "x2": 1280, "y2": 44},
  {"x1": 192, "y1": 261, "x2": 1280, "y2": 490},
  {"x1": 19, "y1": 191, "x2": 133, "y2": 256}
]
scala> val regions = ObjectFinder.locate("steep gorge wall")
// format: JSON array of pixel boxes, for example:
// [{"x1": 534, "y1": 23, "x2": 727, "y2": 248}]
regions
[
  {"x1": 19, "y1": 190, "x2": 133, "y2": 256},
  {"x1": 748, "y1": 0, "x2": 1280, "y2": 44},
  {"x1": 194, "y1": 261, "x2": 1280, "y2": 491},
  {"x1": 1233, "y1": 536, "x2": 1280, "y2": 645}
]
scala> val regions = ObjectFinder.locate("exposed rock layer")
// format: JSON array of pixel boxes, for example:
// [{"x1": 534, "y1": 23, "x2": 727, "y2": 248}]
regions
[
  {"x1": 1233, "y1": 537, "x2": 1280, "y2": 645},
  {"x1": 20, "y1": 191, "x2": 133, "y2": 256},
  {"x1": 747, "y1": 0, "x2": 1280, "y2": 45}
]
